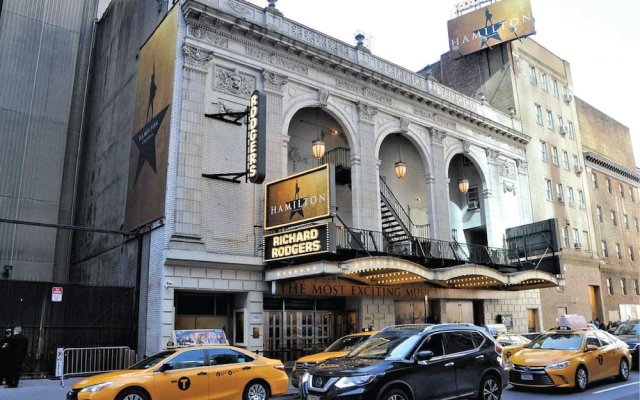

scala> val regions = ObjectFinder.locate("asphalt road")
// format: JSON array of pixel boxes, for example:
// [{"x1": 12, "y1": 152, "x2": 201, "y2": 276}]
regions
[{"x1": 1, "y1": 371, "x2": 637, "y2": 400}]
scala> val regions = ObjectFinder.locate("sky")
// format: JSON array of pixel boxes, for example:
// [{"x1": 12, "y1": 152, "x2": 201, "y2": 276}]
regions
[{"x1": 97, "y1": 0, "x2": 640, "y2": 167}]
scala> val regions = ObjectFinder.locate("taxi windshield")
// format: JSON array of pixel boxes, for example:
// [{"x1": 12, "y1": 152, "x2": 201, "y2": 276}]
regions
[
  {"x1": 347, "y1": 332, "x2": 421, "y2": 361},
  {"x1": 528, "y1": 333, "x2": 583, "y2": 350},
  {"x1": 325, "y1": 335, "x2": 369, "y2": 352},
  {"x1": 128, "y1": 350, "x2": 176, "y2": 370},
  {"x1": 614, "y1": 322, "x2": 640, "y2": 336}
]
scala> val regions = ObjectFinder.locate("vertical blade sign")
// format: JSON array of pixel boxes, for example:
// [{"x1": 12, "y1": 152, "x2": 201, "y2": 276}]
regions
[{"x1": 247, "y1": 90, "x2": 266, "y2": 183}]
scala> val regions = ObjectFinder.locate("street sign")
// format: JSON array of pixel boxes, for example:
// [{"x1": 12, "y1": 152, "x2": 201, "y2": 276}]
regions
[
  {"x1": 52, "y1": 287, "x2": 63, "y2": 302},
  {"x1": 55, "y1": 347, "x2": 64, "y2": 377}
]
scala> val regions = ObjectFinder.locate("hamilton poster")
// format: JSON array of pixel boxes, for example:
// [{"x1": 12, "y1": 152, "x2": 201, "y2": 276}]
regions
[
  {"x1": 124, "y1": 6, "x2": 178, "y2": 232},
  {"x1": 447, "y1": 0, "x2": 535, "y2": 59}
]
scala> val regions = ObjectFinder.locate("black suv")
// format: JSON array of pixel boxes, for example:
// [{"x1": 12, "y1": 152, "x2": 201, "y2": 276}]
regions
[{"x1": 300, "y1": 324, "x2": 508, "y2": 400}]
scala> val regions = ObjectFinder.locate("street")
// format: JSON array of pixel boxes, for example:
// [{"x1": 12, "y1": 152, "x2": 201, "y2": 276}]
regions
[{"x1": 1, "y1": 370, "x2": 637, "y2": 400}]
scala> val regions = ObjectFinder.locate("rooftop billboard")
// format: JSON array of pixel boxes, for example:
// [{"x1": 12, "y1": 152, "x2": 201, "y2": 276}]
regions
[{"x1": 447, "y1": 0, "x2": 535, "y2": 58}]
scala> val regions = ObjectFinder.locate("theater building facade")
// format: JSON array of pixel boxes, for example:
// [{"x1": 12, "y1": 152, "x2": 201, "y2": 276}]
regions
[{"x1": 128, "y1": 0, "x2": 563, "y2": 360}]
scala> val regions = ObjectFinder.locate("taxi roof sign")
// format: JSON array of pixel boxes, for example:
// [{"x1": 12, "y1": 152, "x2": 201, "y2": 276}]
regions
[{"x1": 557, "y1": 314, "x2": 588, "y2": 331}]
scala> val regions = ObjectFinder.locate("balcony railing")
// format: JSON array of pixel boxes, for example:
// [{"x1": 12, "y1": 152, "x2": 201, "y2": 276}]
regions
[{"x1": 321, "y1": 147, "x2": 350, "y2": 169}]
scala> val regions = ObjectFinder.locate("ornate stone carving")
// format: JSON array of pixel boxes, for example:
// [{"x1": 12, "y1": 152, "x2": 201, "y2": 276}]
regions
[
  {"x1": 188, "y1": 26, "x2": 229, "y2": 49},
  {"x1": 462, "y1": 140, "x2": 471, "y2": 154},
  {"x1": 517, "y1": 159, "x2": 528, "y2": 174},
  {"x1": 318, "y1": 89, "x2": 330, "y2": 106},
  {"x1": 214, "y1": 65, "x2": 255, "y2": 96},
  {"x1": 499, "y1": 159, "x2": 516, "y2": 179},
  {"x1": 262, "y1": 70, "x2": 288, "y2": 93},
  {"x1": 503, "y1": 182, "x2": 516, "y2": 195},
  {"x1": 246, "y1": 46, "x2": 308, "y2": 75},
  {"x1": 431, "y1": 129, "x2": 446, "y2": 146},
  {"x1": 183, "y1": 44, "x2": 213, "y2": 71},
  {"x1": 357, "y1": 102, "x2": 377, "y2": 122},
  {"x1": 486, "y1": 148, "x2": 500, "y2": 164}
]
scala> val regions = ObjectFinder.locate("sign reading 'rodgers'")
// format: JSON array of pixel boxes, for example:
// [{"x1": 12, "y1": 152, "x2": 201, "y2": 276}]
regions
[
  {"x1": 263, "y1": 223, "x2": 335, "y2": 262},
  {"x1": 264, "y1": 164, "x2": 335, "y2": 230}
]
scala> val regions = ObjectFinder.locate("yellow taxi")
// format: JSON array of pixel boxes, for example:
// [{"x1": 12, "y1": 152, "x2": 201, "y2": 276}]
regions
[
  {"x1": 291, "y1": 331, "x2": 376, "y2": 388},
  {"x1": 66, "y1": 345, "x2": 288, "y2": 400},
  {"x1": 497, "y1": 333, "x2": 531, "y2": 361},
  {"x1": 507, "y1": 315, "x2": 632, "y2": 392}
]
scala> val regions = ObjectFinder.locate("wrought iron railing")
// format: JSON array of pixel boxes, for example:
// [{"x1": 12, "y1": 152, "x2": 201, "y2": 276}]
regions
[
  {"x1": 321, "y1": 147, "x2": 351, "y2": 168},
  {"x1": 379, "y1": 177, "x2": 429, "y2": 240}
]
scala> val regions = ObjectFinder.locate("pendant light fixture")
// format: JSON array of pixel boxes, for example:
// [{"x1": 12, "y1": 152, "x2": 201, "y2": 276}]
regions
[
  {"x1": 311, "y1": 108, "x2": 325, "y2": 160},
  {"x1": 394, "y1": 134, "x2": 407, "y2": 179},
  {"x1": 458, "y1": 155, "x2": 469, "y2": 193}
]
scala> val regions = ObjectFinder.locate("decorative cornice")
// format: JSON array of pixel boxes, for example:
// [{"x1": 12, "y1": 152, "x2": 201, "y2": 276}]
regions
[{"x1": 583, "y1": 150, "x2": 640, "y2": 184}]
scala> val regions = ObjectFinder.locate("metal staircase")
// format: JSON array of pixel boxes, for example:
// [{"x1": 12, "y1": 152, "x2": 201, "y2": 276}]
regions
[{"x1": 379, "y1": 177, "x2": 420, "y2": 244}]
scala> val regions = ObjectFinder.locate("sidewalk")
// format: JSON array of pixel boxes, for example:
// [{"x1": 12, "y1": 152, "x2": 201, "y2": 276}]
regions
[{"x1": 0, "y1": 377, "x2": 299, "y2": 400}]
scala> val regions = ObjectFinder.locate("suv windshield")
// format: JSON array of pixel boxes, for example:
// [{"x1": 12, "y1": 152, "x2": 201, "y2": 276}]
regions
[
  {"x1": 347, "y1": 332, "x2": 421, "y2": 361},
  {"x1": 614, "y1": 322, "x2": 640, "y2": 336},
  {"x1": 129, "y1": 350, "x2": 176, "y2": 369},
  {"x1": 325, "y1": 335, "x2": 369, "y2": 352},
  {"x1": 528, "y1": 333, "x2": 583, "y2": 350}
]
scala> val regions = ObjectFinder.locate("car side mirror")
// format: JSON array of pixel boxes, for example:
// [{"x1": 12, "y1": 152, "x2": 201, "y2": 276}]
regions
[
  {"x1": 585, "y1": 345, "x2": 598, "y2": 352},
  {"x1": 158, "y1": 363, "x2": 174, "y2": 372},
  {"x1": 415, "y1": 350, "x2": 434, "y2": 363}
]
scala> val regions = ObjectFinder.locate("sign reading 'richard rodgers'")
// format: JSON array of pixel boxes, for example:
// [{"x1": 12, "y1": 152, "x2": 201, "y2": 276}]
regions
[
  {"x1": 264, "y1": 164, "x2": 335, "y2": 230},
  {"x1": 263, "y1": 223, "x2": 336, "y2": 262},
  {"x1": 447, "y1": 0, "x2": 535, "y2": 59}
]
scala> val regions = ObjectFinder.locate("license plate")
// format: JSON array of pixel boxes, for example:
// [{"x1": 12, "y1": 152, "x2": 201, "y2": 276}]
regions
[
  {"x1": 521, "y1": 373, "x2": 533, "y2": 381},
  {"x1": 308, "y1": 395, "x2": 320, "y2": 400}
]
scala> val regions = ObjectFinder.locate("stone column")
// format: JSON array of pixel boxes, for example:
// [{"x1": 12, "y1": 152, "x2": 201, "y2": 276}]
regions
[
  {"x1": 516, "y1": 160, "x2": 532, "y2": 224},
  {"x1": 353, "y1": 102, "x2": 379, "y2": 232},
  {"x1": 428, "y1": 129, "x2": 451, "y2": 241},
  {"x1": 484, "y1": 148, "x2": 501, "y2": 247}
]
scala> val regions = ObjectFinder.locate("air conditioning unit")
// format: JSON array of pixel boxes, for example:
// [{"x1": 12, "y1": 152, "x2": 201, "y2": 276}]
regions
[
  {"x1": 574, "y1": 165, "x2": 583, "y2": 174},
  {"x1": 559, "y1": 125, "x2": 568, "y2": 135},
  {"x1": 557, "y1": 196, "x2": 565, "y2": 203},
  {"x1": 564, "y1": 93, "x2": 573, "y2": 102},
  {"x1": 574, "y1": 243, "x2": 582, "y2": 249},
  {"x1": 468, "y1": 200, "x2": 480, "y2": 210}
]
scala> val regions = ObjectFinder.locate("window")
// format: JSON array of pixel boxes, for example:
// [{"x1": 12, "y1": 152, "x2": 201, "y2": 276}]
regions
[
  {"x1": 541, "y1": 140, "x2": 548, "y2": 162},
  {"x1": 582, "y1": 230, "x2": 590, "y2": 251},
  {"x1": 562, "y1": 226, "x2": 570, "y2": 248},
  {"x1": 591, "y1": 172, "x2": 598, "y2": 188},
  {"x1": 209, "y1": 348, "x2": 254, "y2": 365},
  {"x1": 545, "y1": 179, "x2": 553, "y2": 201},
  {"x1": 634, "y1": 279, "x2": 639, "y2": 295},
  {"x1": 447, "y1": 331, "x2": 477, "y2": 353},
  {"x1": 630, "y1": 187, "x2": 635, "y2": 202},
  {"x1": 547, "y1": 110, "x2": 554, "y2": 129},
  {"x1": 629, "y1": 246, "x2": 635, "y2": 262},
  {"x1": 578, "y1": 190, "x2": 585, "y2": 208},
  {"x1": 418, "y1": 333, "x2": 446, "y2": 357},
  {"x1": 572, "y1": 155, "x2": 580, "y2": 172},
  {"x1": 165, "y1": 349, "x2": 206, "y2": 370},
  {"x1": 621, "y1": 279, "x2": 628, "y2": 296},
  {"x1": 551, "y1": 146, "x2": 559, "y2": 166},
  {"x1": 636, "y1": 218, "x2": 639, "y2": 232},
  {"x1": 624, "y1": 214, "x2": 629, "y2": 229},
  {"x1": 611, "y1": 210, "x2": 617, "y2": 226},
  {"x1": 541, "y1": 73, "x2": 549, "y2": 91},
  {"x1": 572, "y1": 228, "x2": 580, "y2": 249},
  {"x1": 562, "y1": 151, "x2": 570, "y2": 170},
  {"x1": 586, "y1": 332, "x2": 600, "y2": 348},
  {"x1": 535, "y1": 104, "x2": 543, "y2": 125},
  {"x1": 606, "y1": 178, "x2": 612, "y2": 193},
  {"x1": 596, "y1": 206, "x2": 603, "y2": 222},
  {"x1": 567, "y1": 121, "x2": 575, "y2": 139},
  {"x1": 557, "y1": 183, "x2": 564, "y2": 202},
  {"x1": 616, "y1": 243, "x2": 622, "y2": 260},
  {"x1": 552, "y1": 80, "x2": 559, "y2": 97},
  {"x1": 602, "y1": 241, "x2": 608, "y2": 258},
  {"x1": 530, "y1": 65, "x2": 537, "y2": 83},
  {"x1": 595, "y1": 331, "x2": 612, "y2": 347},
  {"x1": 619, "y1": 184, "x2": 625, "y2": 198},
  {"x1": 568, "y1": 187, "x2": 574, "y2": 206},
  {"x1": 606, "y1": 278, "x2": 613, "y2": 295},
  {"x1": 468, "y1": 186, "x2": 479, "y2": 208},
  {"x1": 558, "y1": 115, "x2": 564, "y2": 131}
]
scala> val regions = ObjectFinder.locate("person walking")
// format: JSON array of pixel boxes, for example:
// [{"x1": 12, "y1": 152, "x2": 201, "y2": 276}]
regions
[
  {"x1": 6, "y1": 326, "x2": 28, "y2": 388},
  {"x1": 0, "y1": 329, "x2": 12, "y2": 386}
]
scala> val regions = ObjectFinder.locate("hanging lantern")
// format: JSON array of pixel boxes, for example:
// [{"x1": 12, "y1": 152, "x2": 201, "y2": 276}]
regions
[
  {"x1": 395, "y1": 161, "x2": 407, "y2": 179},
  {"x1": 458, "y1": 178, "x2": 469, "y2": 193},
  {"x1": 312, "y1": 139, "x2": 325, "y2": 160}
]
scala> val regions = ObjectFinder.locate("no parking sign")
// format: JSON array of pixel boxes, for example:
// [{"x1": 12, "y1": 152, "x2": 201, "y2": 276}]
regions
[{"x1": 52, "y1": 287, "x2": 63, "y2": 302}]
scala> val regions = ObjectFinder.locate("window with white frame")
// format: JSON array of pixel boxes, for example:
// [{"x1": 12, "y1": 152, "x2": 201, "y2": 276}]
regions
[
  {"x1": 624, "y1": 214, "x2": 629, "y2": 229},
  {"x1": 530, "y1": 65, "x2": 537, "y2": 83},
  {"x1": 568, "y1": 187, "x2": 574, "y2": 206},
  {"x1": 606, "y1": 178, "x2": 612, "y2": 193},
  {"x1": 596, "y1": 206, "x2": 603, "y2": 222},
  {"x1": 552, "y1": 79, "x2": 559, "y2": 97},
  {"x1": 606, "y1": 277, "x2": 613, "y2": 295},
  {"x1": 545, "y1": 179, "x2": 553, "y2": 201},
  {"x1": 634, "y1": 279, "x2": 639, "y2": 295},
  {"x1": 573, "y1": 154, "x2": 579, "y2": 170},
  {"x1": 621, "y1": 278, "x2": 627, "y2": 295},
  {"x1": 619, "y1": 183, "x2": 624, "y2": 198},
  {"x1": 558, "y1": 115, "x2": 564, "y2": 131},
  {"x1": 602, "y1": 241, "x2": 608, "y2": 258},
  {"x1": 541, "y1": 140, "x2": 548, "y2": 162},
  {"x1": 557, "y1": 183, "x2": 564, "y2": 202},
  {"x1": 611, "y1": 210, "x2": 617, "y2": 226},
  {"x1": 573, "y1": 228, "x2": 580, "y2": 249},
  {"x1": 541, "y1": 73, "x2": 548, "y2": 91},
  {"x1": 578, "y1": 190, "x2": 585, "y2": 208},
  {"x1": 616, "y1": 243, "x2": 622, "y2": 260},
  {"x1": 547, "y1": 110, "x2": 554, "y2": 129},
  {"x1": 567, "y1": 121, "x2": 575, "y2": 139},
  {"x1": 468, "y1": 186, "x2": 479, "y2": 209},
  {"x1": 551, "y1": 146, "x2": 559, "y2": 166},
  {"x1": 582, "y1": 230, "x2": 590, "y2": 251},
  {"x1": 591, "y1": 172, "x2": 598, "y2": 188},
  {"x1": 562, "y1": 150, "x2": 570, "y2": 170},
  {"x1": 562, "y1": 226, "x2": 569, "y2": 248},
  {"x1": 535, "y1": 104, "x2": 543, "y2": 125},
  {"x1": 629, "y1": 246, "x2": 635, "y2": 262},
  {"x1": 630, "y1": 187, "x2": 635, "y2": 202}
]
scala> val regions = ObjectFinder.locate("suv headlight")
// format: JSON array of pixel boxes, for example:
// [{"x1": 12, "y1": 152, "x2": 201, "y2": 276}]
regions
[
  {"x1": 335, "y1": 375, "x2": 374, "y2": 389},
  {"x1": 546, "y1": 361, "x2": 570, "y2": 370},
  {"x1": 301, "y1": 372, "x2": 311, "y2": 385},
  {"x1": 79, "y1": 381, "x2": 114, "y2": 393}
]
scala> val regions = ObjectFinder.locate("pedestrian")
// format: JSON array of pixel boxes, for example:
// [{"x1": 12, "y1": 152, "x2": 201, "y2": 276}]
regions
[
  {"x1": 6, "y1": 326, "x2": 28, "y2": 388},
  {"x1": 0, "y1": 329, "x2": 12, "y2": 386}
]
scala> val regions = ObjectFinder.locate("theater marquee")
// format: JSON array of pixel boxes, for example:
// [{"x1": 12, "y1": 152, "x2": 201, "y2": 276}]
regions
[
  {"x1": 264, "y1": 164, "x2": 335, "y2": 230},
  {"x1": 263, "y1": 223, "x2": 336, "y2": 262}
]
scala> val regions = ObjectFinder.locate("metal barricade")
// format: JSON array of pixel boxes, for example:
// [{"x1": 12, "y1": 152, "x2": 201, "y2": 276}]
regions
[{"x1": 60, "y1": 346, "x2": 136, "y2": 387}]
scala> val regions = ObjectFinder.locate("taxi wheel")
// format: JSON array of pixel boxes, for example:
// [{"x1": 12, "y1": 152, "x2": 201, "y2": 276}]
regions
[
  {"x1": 116, "y1": 388, "x2": 150, "y2": 400},
  {"x1": 617, "y1": 358, "x2": 630, "y2": 381},
  {"x1": 380, "y1": 388, "x2": 409, "y2": 400},
  {"x1": 243, "y1": 381, "x2": 269, "y2": 400},
  {"x1": 574, "y1": 366, "x2": 588, "y2": 392}
]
